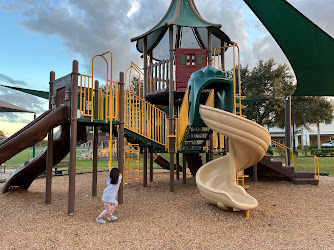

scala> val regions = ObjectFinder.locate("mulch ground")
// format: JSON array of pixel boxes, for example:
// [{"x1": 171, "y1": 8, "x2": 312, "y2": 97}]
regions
[{"x1": 1, "y1": 169, "x2": 333, "y2": 249}]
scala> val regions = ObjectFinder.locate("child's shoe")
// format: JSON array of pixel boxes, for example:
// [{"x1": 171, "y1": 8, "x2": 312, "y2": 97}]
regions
[
  {"x1": 107, "y1": 216, "x2": 118, "y2": 221},
  {"x1": 96, "y1": 219, "x2": 106, "y2": 224}
]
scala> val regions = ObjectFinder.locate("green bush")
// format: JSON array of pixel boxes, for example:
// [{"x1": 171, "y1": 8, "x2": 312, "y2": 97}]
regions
[
  {"x1": 301, "y1": 146, "x2": 310, "y2": 156},
  {"x1": 266, "y1": 146, "x2": 273, "y2": 155},
  {"x1": 275, "y1": 147, "x2": 286, "y2": 157},
  {"x1": 310, "y1": 148, "x2": 334, "y2": 157}
]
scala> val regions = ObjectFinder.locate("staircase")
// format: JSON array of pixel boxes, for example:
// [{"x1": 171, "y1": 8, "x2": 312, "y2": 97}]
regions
[
  {"x1": 255, "y1": 155, "x2": 319, "y2": 185},
  {"x1": 181, "y1": 126, "x2": 211, "y2": 152}
]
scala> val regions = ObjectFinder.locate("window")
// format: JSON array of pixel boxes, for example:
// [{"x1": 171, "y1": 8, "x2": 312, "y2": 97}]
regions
[{"x1": 186, "y1": 54, "x2": 196, "y2": 65}]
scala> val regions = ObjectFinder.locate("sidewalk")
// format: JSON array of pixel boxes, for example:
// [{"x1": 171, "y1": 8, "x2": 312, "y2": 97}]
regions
[{"x1": 0, "y1": 168, "x2": 15, "y2": 181}]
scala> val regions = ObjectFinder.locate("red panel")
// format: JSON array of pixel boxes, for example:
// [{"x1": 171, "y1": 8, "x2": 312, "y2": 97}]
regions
[{"x1": 175, "y1": 48, "x2": 207, "y2": 92}]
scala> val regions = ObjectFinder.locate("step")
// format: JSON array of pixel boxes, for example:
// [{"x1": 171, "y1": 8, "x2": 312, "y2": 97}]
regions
[
  {"x1": 294, "y1": 171, "x2": 316, "y2": 179},
  {"x1": 291, "y1": 178, "x2": 319, "y2": 185}
]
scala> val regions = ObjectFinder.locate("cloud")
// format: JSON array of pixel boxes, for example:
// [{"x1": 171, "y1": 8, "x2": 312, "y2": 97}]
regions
[
  {"x1": 2, "y1": 0, "x2": 333, "y2": 82},
  {"x1": 0, "y1": 73, "x2": 29, "y2": 86},
  {"x1": 0, "y1": 84, "x2": 48, "y2": 117}
]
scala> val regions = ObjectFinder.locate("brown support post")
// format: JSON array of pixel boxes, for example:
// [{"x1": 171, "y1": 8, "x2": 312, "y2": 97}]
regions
[
  {"x1": 253, "y1": 164, "x2": 258, "y2": 182},
  {"x1": 176, "y1": 153, "x2": 179, "y2": 180},
  {"x1": 223, "y1": 137, "x2": 228, "y2": 156},
  {"x1": 221, "y1": 40, "x2": 226, "y2": 71},
  {"x1": 169, "y1": 25, "x2": 175, "y2": 192},
  {"x1": 45, "y1": 71, "x2": 55, "y2": 204},
  {"x1": 182, "y1": 153, "x2": 186, "y2": 184},
  {"x1": 68, "y1": 60, "x2": 79, "y2": 215},
  {"x1": 207, "y1": 27, "x2": 214, "y2": 161},
  {"x1": 92, "y1": 80, "x2": 99, "y2": 197},
  {"x1": 143, "y1": 36, "x2": 148, "y2": 99},
  {"x1": 143, "y1": 148, "x2": 148, "y2": 187},
  {"x1": 207, "y1": 27, "x2": 213, "y2": 67},
  {"x1": 92, "y1": 126, "x2": 98, "y2": 197},
  {"x1": 118, "y1": 72, "x2": 125, "y2": 204},
  {"x1": 149, "y1": 152, "x2": 153, "y2": 182}
]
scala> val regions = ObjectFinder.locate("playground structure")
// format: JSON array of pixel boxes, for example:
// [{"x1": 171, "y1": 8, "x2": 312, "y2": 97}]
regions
[{"x1": 1, "y1": 0, "x2": 328, "y2": 216}]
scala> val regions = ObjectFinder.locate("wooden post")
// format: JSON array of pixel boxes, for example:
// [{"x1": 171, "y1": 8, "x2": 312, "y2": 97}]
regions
[
  {"x1": 176, "y1": 153, "x2": 179, "y2": 180},
  {"x1": 92, "y1": 80, "x2": 99, "y2": 197},
  {"x1": 45, "y1": 71, "x2": 55, "y2": 204},
  {"x1": 253, "y1": 164, "x2": 258, "y2": 182},
  {"x1": 143, "y1": 148, "x2": 148, "y2": 187},
  {"x1": 221, "y1": 40, "x2": 225, "y2": 70},
  {"x1": 143, "y1": 36, "x2": 148, "y2": 99},
  {"x1": 182, "y1": 153, "x2": 186, "y2": 184},
  {"x1": 169, "y1": 26, "x2": 175, "y2": 192},
  {"x1": 68, "y1": 60, "x2": 79, "y2": 215},
  {"x1": 149, "y1": 152, "x2": 153, "y2": 182},
  {"x1": 285, "y1": 96, "x2": 291, "y2": 166},
  {"x1": 118, "y1": 72, "x2": 125, "y2": 204},
  {"x1": 208, "y1": 27, "x2": 214, "y2": 161}
]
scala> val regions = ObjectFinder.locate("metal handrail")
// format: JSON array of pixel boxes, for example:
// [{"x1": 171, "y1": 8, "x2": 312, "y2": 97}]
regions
[
  {"x1": 213, "y1": 44, "x2": 244, "y2": 117},
  {"x1": 79, "y1": 74, "x2": 93, "y2": 120},
  {"x1": 313, "y1": 155, "x2": 320, "y2": 186},
  {"x1": 124, "y1": 91, "x2": 167, "y2": 147},
  {"x1": 271, "y1": 140, "x2": 294, "y2": 167},
  {"x1": 125, "y1": 61, "x2": 143, "y2": 98}
]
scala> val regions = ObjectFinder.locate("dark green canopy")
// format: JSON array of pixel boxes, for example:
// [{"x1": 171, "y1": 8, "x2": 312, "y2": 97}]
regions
[
  {"x1": 244, "y1": 0, "x2": 334, "y2": 96},
  {"x1": 131, "y1": 0, "x2": 232, "y2": 55},
  {"x1": 0, "y1": 85, "x2": 49, "y2": 99}
]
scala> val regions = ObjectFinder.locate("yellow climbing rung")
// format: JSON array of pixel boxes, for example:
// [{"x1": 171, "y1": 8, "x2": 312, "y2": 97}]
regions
[{"x1": 124, "y1": 140, "x2": 140, "y2": 185}]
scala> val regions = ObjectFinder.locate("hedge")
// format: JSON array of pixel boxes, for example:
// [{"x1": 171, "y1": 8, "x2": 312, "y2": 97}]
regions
[{"x1": 310, "y1": 148, "x2": 334, "y2": 157}]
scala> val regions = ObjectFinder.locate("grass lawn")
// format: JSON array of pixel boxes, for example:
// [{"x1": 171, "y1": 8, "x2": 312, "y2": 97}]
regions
[
  {"x1": 274, "y1": 156, "x2": 334, "y2": 176},
  {"x1": 3, "y1": 148, "x2": 333, "y2": 177}
]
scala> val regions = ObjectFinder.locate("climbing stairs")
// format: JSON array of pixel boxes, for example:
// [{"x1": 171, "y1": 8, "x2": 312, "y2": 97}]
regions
[
  {"x1": 254, "y1": 155, "x2": 319, "y2": 185},
  {"x1": 181, "y1": 126, "x2": 211, "y2": 152}
]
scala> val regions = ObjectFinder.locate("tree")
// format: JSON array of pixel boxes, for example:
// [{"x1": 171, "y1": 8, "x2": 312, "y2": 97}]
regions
[
  {"x1": 239, "y1": 58, "x2": 333, "y2": 128},
  {"x1": 0, "y1": 130, "x2": 4, "y2": 136},
  {"x1": 129, "y1": 76, "x2": 143, "y2": 98}
]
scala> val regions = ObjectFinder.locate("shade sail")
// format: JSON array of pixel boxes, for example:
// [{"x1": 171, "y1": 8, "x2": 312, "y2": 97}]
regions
[
  {"x1": 0, "y1": 85, "x2": 49, "y2": 99},
  {"x1": 244, "y1": 0, "x2": 334, "y2": 96},
  {"x1": 0, "y1": 100, "x2": 34, "y2": 113}
]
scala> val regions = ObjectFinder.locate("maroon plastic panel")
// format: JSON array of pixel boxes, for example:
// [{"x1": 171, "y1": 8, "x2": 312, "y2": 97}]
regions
[{"x1": 175, "y1": 48, "x2": 207, "y2": 93}]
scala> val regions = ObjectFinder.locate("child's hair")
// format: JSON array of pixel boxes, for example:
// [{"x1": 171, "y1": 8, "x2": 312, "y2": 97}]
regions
[{"x1": 109, "y1": 168, "x2": 120, "y2": 184}]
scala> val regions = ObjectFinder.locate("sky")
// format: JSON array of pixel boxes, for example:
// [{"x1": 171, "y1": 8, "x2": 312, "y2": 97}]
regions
[{"x1": 0, "y1": 0, "x2": 333, "y2": 136}]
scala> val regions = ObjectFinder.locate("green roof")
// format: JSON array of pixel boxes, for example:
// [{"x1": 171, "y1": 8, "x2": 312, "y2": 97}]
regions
[
  {"x1": 131, "y1": 0, "x2": 232, "y2": 54},
  {"x1": 244, "y1": 0, "x2": 334, "y2": 96}
]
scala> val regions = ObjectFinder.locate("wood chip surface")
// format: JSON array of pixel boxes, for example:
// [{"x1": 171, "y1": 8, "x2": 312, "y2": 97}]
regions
[{"x1": 1, "y1": 169, "x2": 333, "y2": 249}]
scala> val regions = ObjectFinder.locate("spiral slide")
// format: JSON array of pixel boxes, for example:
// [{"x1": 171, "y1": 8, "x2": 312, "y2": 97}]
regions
[{"x1": 196, "y1": 105, "x2": 271, "y2": 211}]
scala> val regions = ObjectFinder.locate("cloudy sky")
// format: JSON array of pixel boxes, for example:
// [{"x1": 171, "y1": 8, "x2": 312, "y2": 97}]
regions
[{"x1": 0, "y1": 0, "x2": 333, "y2": 136}]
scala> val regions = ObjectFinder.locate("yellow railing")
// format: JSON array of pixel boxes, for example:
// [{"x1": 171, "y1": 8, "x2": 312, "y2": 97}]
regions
[
  {"x1": 271, "y1": 140, "x2": 294, "y2": 167},
  {"x1": 177, "y1": 88, "x2": 189, "y2": 149},
  {"x1": 124, "y1": 91, "x2": 167, "y2": 147},
  {"x1": 125, "y1": 61, "x2": 143, "y2": 98},
  {"x1": 313, "y1": 155, "x2": 320, "y2": 186},
  {"x1": 79, "y1": 74, "x2": 94, "y2": 120},
  {"x1": 124, "y1": 140, "x2": 140, "y2": 185},
  {"x1": 79, "y1": 51, "x2": 113, "y2": 122},
  {"x1": 213, "y1": 44, "x2": 246, "y2": 117},
  {"x1": 96, "y1": 80, "x2": 120, "y2": 122},
  {"x1": 236, "y1": 170, "x2": 249, "y2": 189}
]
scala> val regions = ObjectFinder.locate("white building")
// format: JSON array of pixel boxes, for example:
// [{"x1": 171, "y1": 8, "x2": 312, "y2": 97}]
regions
[{"x1": 267, "y1": 118, "x2": 334, "y2": 147}]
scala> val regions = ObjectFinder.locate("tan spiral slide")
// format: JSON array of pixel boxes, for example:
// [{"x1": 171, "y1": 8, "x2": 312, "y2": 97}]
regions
[{"x1": 196, "y1": 105, "x2": 271, "y2": 211}]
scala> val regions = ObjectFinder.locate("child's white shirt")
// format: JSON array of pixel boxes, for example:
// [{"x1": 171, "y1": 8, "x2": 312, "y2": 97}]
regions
[{"x1": 102, "y1": 175, "x2": 122, "y2": 203}]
